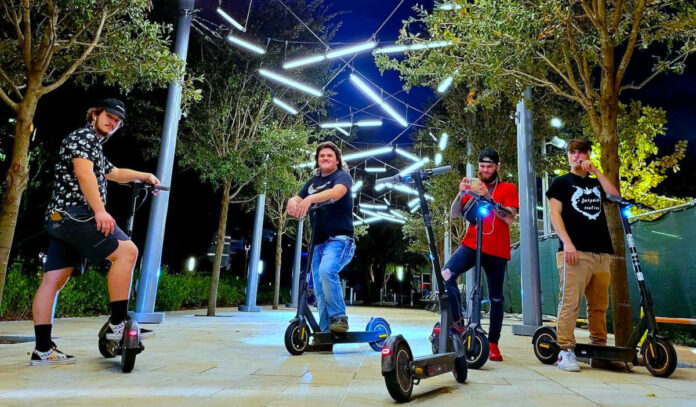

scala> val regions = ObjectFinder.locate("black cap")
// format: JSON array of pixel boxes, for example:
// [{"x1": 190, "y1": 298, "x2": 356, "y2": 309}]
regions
[
  {"x1": 478, "y1": 147, "x2": 500, "y2": 164},
  {"x1": 100, "y1": 98, "x2": 126, "y2": 121}
]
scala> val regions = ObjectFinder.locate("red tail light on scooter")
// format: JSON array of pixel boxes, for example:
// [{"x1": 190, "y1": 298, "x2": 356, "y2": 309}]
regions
[
  {"x1": 382, "y1": 348, "x2": 392, "y2": 356},
  {"x1": 128, "y1": 329, "x2": 138, "y2": 337}
]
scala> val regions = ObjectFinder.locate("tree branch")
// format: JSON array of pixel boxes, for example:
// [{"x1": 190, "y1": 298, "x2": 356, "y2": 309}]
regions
[
  {"x1": 500, "y1": 69, "x2": 583, "y2": 104},
  {"x1": 20, "y1": 0, "x2": 32, "y2": 70},
  {"x1": 610, "y1": 0, "x2": 623, "y2": 34},
  {"x1": 40, "y1": 8, "x2": 107, "y2": 95},
  {"x1": 0, "y1": 66, "x2": 22, "y2": 98},
  {"x1": 3, "y1": 0, "x2": 23, "y2": 44},
  {"x1": 615, "y1": 0, "x2": 647, "y2": 90},
  {"x1": 0, "y1": 86, "x2": 19, "y2": 111},
  {"x1": 619, "y1": 50, "x2": 694, "y2": 93}
]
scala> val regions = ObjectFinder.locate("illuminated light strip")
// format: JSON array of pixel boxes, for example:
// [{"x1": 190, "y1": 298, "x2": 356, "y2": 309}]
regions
[
  {"x1": 320, "y1": 122, "x2": 353, "y2": 128},
  {"x1": 434, "y1": 152, "x2": 443, "y2": 165},
  {"x1": 399, "y1": 157, "x2": 430, "y2": 176},
  {"x1": 283, "y1": 55, "x2": 326, "y2": 70},
  {"x1": 258, "y1": 69, "x2": 322, "y2": 97},
  {"x1": 272, "y1": 98, "x2": 298, "y2": 115},
  {"x1": 336, "y1": 127, "x2": 350, "y2": 136},
  {"x1": 356, "y1": 120, "x2": 383, "y2": 127},
  {"x1": 226, "y1": 35, "x2": 265, "y2": 55},
  {"x1": 343, "y1": 146, "x2": 394, "y2": 162},
  {"x1": 352, "y1": 180, "x2": 364, "y2": 193},
  {"x1": 389, "y1": 210, "x2": 406, "y2": 220},
  {"x1": 349, "y1": 74, "x2": 408, "y2": 127},
  {"x1": 326, "y1": 41, "x2": 376, "y2": 59},
  {"x1": 373, "y1": 41, "x2": 452, "y2": 54},
  {"x1": 360, "y1": 203, "x2": 389, "y2": 210},
  {"x1": 394, "y1": 148, "x2": 421, "y2": 162},
  {"x1": 438, "y1": 132, "x2": 449, "y2": 151},
  {"x1": 217, "y1": 8, "x2": 246, "y2": 32},
  {"x1": 365, "y1": 167, "x2": 387, "y2": 173}
]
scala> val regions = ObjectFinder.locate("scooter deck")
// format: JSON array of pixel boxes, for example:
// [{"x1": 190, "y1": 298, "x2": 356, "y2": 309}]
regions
[
  {"x1": 313, "y1": 330, "x2": 388, "y2": 345},
  {"x1": 574, "y1": 343, "x2": 637, "y2": 362},
  {"x1": 411, "y1": 352, "x2": 456, "y2": 378}
]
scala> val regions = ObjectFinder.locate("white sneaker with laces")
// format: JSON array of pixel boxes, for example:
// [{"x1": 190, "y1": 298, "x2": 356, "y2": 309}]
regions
[
  {"x1": 558, "y1": 349, "x2": 581, "y2": 372},
  {"x1": 29, "y1": 343, "x2": 76, "y2": 366}
]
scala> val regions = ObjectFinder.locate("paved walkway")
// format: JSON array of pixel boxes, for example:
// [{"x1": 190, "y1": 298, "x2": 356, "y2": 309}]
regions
[{"x1": 1, "y1": 306, "x2": 695, "y2": 406}]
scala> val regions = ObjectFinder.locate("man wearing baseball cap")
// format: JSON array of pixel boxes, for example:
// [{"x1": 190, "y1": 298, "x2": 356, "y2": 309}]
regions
[
  {"x1": 444, "y1": 147, "x2": 519, "y2": 362},
  {"x1": 29, "y1": 98, "x2": 159, "y2": 366}
]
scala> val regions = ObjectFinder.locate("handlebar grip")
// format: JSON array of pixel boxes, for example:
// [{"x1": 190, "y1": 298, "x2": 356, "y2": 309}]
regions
[
  {"x1": 375, "y1": 174, "x2": 402, "y2": 186},
  {"x1": 425, "y1": 165, "x2": 452, "y2": 176},
  {"x1": 310, "y1": 199, "x2": 335, "y2": 211},
  {"x1": 153, "y1": 185, "x2": 170, "y2": 191}
]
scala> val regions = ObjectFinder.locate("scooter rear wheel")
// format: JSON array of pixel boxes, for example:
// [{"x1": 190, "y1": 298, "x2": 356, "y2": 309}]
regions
[
  {"x1": 284, "y1": 322, "x2": 308, "y2": 355},
  {"x1": 121, "y1": 347, "x2": 136, "y2": 373},
  {"x1": 642, "y1": 337, "x2": 677, "y2": 378},
  {"x1": 98, "y1": 337, "x2": 117, "y2": 358},
  {"x1": 384, "y1": 341, "x2": 414, "y2": 403},
  {"x1": 366, "y1": 317, "x2": 391, "y2": 352},
  {"x1": 464, "y1": 330, "x2": 489, "y2": 369},
  {"x1": 532, "y1": 326, "x2": 559, "y2": 365}
]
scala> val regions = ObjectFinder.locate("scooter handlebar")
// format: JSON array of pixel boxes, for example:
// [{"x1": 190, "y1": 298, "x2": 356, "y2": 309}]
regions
[
  {"x1": 309, "y1": 199, "x2": 335, "y2": 212},
  {"x1": 465, "y1": 190, "x2": 513, "y2": 215}
]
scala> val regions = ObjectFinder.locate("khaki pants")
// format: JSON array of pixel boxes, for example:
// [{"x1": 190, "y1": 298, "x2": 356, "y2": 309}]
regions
[{"x1": 556, "y1": 251, "x2": 611, "y2": 350}]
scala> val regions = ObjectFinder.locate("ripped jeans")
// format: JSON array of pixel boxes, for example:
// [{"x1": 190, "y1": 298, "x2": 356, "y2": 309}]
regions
[
  {"x1": 442, "y1": 244, "x2": 508, "y2": 344},
  {"x1": 311, "y1": 235, "x2": 356, "y2": 332}
]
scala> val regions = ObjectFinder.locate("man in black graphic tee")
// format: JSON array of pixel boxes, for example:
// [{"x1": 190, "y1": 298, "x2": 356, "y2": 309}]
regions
[
  {"x1": 546, "y1": 138, "x2": 620, "y2": 372},
  {"x1": 287, "y1": 141, "x2": 355, "y2": 335}
]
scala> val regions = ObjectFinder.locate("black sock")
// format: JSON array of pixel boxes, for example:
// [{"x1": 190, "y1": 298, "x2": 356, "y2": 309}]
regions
[
  {"x1": 34, "y1": 324, "x2": 53, "y2": 352},
  {"x1": 109, "y1": 300, "x2": 128, "y2": 325}
]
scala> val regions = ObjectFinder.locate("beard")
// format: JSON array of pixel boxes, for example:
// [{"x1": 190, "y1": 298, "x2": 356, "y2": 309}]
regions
[{"x1": 479, "y1": 169, "x2": 499, "y2": 184}]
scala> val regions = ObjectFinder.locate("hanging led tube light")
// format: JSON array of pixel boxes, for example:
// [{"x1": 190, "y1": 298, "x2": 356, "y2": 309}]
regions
[
  {"x1": 258, "y1": 69, "x2": 322, "y2": 97},
  {"x1": 349, "y1": 74, "x2": 408, "y2": 127},
  {"x1": 374, "y1": 182, "x2": 393, "y2": 192},
  {"x1": 320, "y1": 122, "x2": 353, "y2": 129},
  {"x1": 335, "y1": 127, "x2": 350, "y2": 136},
  {"x1": 437, "y1": 3, "x2": 463, "y2": 11},
  {"x1": 343, "y1": 146, "x2": 394, "y2": 162},
  {"x1": 439, "y1": 132, "x2": 449, "y2": 151},
  {"x1": 355, "y1": 119, "x2": 383, "y2": 127},
  {"x1": 434, "y1": 152, "x2": 443, "y2": 166},
  {"x1": 389, "y1": 210, "x2": 407, "y2": 220},
  {"x1": 283, "y1": 55, "x2": 326, "y2": 70},
  {"x1": 399, "y1": 157, "x2": 430, "y2": 176},
  {"x1": 394, "y1": 148, "x2": 421, "y2": 162},
  {"x1": 437, "y1": 76, "x2": 454, "y2": 94},
  {"x1": 272, "y1": 98, "x2": 298, "y2": 115},
  {"x1": 226, "y1": 35, "x2": 265, "y2": 55},
  {"x1": 373, "y1": 41, "x2": 452, "y2": 54},
  {"x1": 217, "y1": 8, "x2": 245, "y2": 32},
  {"x1": 352, "y1": 180, "x2": 364, "y2": 193},
  {"x1": 326, "y1": 41, "x2": 376, "y2": 59},
  {"x1": 365, "y1": 167, "x2": 387, "y2": 173},
  {"x1": 360, "y1": 203, "x2": 389, "y2": 210}
]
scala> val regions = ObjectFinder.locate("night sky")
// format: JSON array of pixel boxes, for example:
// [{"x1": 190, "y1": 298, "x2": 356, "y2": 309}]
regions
[{"x1": 1, "y1": 1, "x2": 694, "y2": 281}]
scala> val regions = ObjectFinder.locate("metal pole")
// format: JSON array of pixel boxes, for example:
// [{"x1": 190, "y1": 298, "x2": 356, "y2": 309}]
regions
[
  {"x1": 463, "y1": 143, "x2": 475, "y2": 318},
  {"x1": 512, "y1": 88, "x2": 543, "y2": 336},
  {"x1": 133, "y1": 0, "x2": 194, "y2": 324},
  {"x1": 541, "y1": 143, "x2": 551, "y2": 235},
  {"x1": 286, "y1": 219, "x2": 304, "y2": 308},
  {"x1": 239, "y1": 193, "x2": 265, "y2": 312},
  {"x1": 444, "y1": 214, "x2": 451, "y2": 263}
]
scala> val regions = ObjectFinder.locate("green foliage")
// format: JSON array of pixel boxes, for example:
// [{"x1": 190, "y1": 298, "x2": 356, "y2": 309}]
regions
[{"x1": 0, "y1": 261, "x2": 38, "y2": 318}]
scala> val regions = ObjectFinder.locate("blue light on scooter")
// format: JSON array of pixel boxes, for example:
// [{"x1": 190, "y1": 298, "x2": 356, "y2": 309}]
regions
[
  {"x1": 479, "y1": 205, "x2": 489, "y2": 216},
  {"x1": 623, "y1": 206, "x2": 632, "y2": 218}
]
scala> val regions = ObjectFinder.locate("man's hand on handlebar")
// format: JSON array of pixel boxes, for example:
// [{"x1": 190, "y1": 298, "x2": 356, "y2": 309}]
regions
[{"x1": 294, "y1": 197, "x2": 314, "y2": 219}]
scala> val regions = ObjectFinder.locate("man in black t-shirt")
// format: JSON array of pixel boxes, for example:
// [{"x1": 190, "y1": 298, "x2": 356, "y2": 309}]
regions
[
  {"x1": 287, "y1": 141, "x2": 355, "y2": 334},
  {"x1": 546, "y1": 138, "x2": 620, "y2": 372}
]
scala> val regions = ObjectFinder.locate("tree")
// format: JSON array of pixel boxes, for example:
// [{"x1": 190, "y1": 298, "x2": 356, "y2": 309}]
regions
[
  {"x1": 0, "y1": 0, "x2": 186, "y2": 309},
  {"x1": 377, "y1": 0, "x2": 696, "y2": 345}
]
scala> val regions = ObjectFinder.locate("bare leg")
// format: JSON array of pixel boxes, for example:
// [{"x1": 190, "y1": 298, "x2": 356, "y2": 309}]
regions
[
  {"x1": 32, "y1": 268, "x2": 73, "y2": 325},
  {"x1": 106, "y1": 240, "x2": 138, "y2": 301}
]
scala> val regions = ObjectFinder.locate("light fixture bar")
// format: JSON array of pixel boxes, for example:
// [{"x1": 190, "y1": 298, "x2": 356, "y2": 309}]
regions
[
  {"x1": 407, "y1": 198, "x2": 420, "y2": 208},
  {"x1": 437, "y1": 76, "x2": 454, "y2": 94},
  {"x1": 360, "y1": 203, "x2": 389, "y2": 210},
  {"x1": 355, "y1": 120, "x2": 383, "y2": 127},
  {"x1": 283, "y1": 55, "x2": 326, "y2": 70},
  {"x1": 395, "y1": 148, "x2": 420, "y2": 162},
  {"x1": 429, "y1": 132, "x2": 438, "y2": 142},
  {"x1": 349, "y1": 74, "x2": 408, "y2": 127},
  {"x1": 217, "y1": 8, "x2": 246, "y2": 32},
  {"x1": 272, "y1": 98, "x2": 298, "y2": 115},
  {"x1": 389, "y1": 210, "x2": 406, "y2": 220},
  {"x1": 434, "y1": 152, "x2": 443, "y2": 165},
  {"x1": 258, "y1": 69, "x2": 322, "y2": 97},
  {"x1": 437, "y1": 3, "x2": 463, "y2": 10},
  {"x1": 343, "y1": 146, "x2": 394, "y2": 162},
  {"x1": 365, "y1": 167, "x2": 387, "y2": 173},
  {"x1": 320, "y1": 122, "x2": 353, "y2": 129},
  {"x1": 399, "y1": 157, "x2": 430, "y2": 176},
  {"x1": 393, "y1": 184, "x2": 418, "y2": 195},
  {"x1": 336, "y1": 127, "x2": 350, "y2": 136},
  {"x1": 438, "y1": 132, "x2": 449, "y2": 151},
  {"x1": 373, "y1": 41, "x2": 453, "y2": 54},
  {"x1": 226, "y1": 35, "x2": 265, "y2": 55},
  {"x1": 375, "y1": 182, "x2": 393, "y2": 192},
  {"x1": 352, "y1": 180, "x2": 364, "y2": 193},
  {"x1": 326, "y1": 41, "x2": 376, "y2": 59}
]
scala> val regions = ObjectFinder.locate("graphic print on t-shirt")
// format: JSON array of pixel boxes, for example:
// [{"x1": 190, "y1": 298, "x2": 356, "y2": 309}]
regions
[
  {"x1": 308, "y1": 181, "x2": 331, "y2": 195},
  {"x1": 570, "y1": 186, "x2": 602, "y2": 220}
]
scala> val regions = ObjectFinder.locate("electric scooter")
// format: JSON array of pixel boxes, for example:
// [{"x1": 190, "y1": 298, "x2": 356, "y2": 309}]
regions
[
  {"x1": 284, "y1": 200, "x2": 392, "y2": 355},
  {"x1": 98, "y1": 181, "x2": 169, "y2": 373},
  {"x1": 430, "y1": 190, "x2": 512, "y2": 370},
  {"x1": 532, "y1": 194, "x2": 678, "y2": 377},
  {"x1": 378, "y1": 166, "x2": 469, "y2": 403}
]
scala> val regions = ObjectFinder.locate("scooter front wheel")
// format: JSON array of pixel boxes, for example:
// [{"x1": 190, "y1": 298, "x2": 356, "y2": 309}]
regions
[
  {"x1": 366, "y1": 317, "x2": 391, "y2": 352},
  {"x1": 98, "y1": 337, "x2": 117, "y2": 358},
  {"x1": 642, "y1": 337, "x2": 677, "y2": 378},
  {"x1": 464, "y1": 330, "x2": 489, "y2": 369},
  {"x1": 284, "y1": 322, "x2": 308, "y2": 355},
  {"x1": 121, "y1": 347, "x2": 137, "y2": 373},
  {"x1": 384, "y1": 341, "x2": 414, "y2": 403},
  {"x1": 532, "y1": 326, "x2": 559, "y2": 365}
]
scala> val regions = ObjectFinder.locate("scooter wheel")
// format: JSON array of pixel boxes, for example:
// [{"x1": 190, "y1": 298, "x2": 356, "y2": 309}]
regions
[
  {"x1": 384, "y1": 341, "x2": 414, "y2": 403},
  {"x1": 430, "y1": 322, "x2": 440, "y2": 354},
  {"x1": 98, "y1": 337, "x2": 117, "y2": 359},
  {"x1": 532, "y1": 326, "x2": 559, "y2": 365},
  {"x1": 464, "y1": 330, "x2": 489, "y2": 369},
  {"x1": 284, "y1": 322, "x2": 308, "y2": 355},
  {"x1": 642, "y1": 337, "x2": 677, "y2": 378},
  {"x1": 366, "y1": 317, "x2": 391, "y2": 352},
  {"x1": 121, "y1": 347, "x2": 136, "y2": 373},
  {"x1": 453, "y1": 355, "x2": 468, "y2": 383}
]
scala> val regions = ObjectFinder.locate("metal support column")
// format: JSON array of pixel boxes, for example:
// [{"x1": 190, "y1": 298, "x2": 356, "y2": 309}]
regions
[
  {"x1": 239, "y1": 194, "x2": 265, "y2": 312},
  {"x1": 512, "y1": 88, "x2": 543, "y2": 336},
  {"x1": 286, "y1": 219, "x2": 304, "y2": 308},
  {"x1": 133, "y1": 0, "x2": 195, "y2": 324}
]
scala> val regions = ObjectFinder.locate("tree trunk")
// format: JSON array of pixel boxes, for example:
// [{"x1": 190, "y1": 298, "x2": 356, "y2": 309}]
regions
[
  {"x1": 0, "y1": 97, "x2": 38, "y2": 310},
  {"x1": 207, "y1": 178, "x2": 232, "y2": 316},
  {"x1": 599, "y1": 118, "x2": 633, "y2": 346},
  {"x1": 272, "y1": 206, "x2": 285, "y2": 309}
]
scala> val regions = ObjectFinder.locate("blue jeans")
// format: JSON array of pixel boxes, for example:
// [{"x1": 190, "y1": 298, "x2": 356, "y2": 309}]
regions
[
  {"x1": 311, "y1": 235, "x2": 355, "y2": 331},
  {"x1": 443, "y1": 245, "x2": 508, "y2": 344}
]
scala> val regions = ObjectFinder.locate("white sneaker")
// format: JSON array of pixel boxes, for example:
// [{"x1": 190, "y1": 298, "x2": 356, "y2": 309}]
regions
[
  {"x1": 558, "y1": 349, "x2": 581, "y2": 372},
  {"x1": 29, "y1": 342, "x2": 77, "y2": 366}
]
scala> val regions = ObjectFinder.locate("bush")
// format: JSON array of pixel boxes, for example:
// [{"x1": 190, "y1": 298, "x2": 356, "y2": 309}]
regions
[{"x1": 0, "y1": 260, "x2": 286, "y2": 319}]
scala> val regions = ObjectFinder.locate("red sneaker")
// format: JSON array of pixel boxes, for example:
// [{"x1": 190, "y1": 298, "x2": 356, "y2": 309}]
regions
[{"x1": 489, "y1": 343, "x2": 503, "y2": 361}]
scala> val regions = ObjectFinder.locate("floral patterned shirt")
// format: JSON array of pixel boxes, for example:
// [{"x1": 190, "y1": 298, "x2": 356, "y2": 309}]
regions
[{"x1": 46, "y1": 125, "x2": 114, "y2": 216}]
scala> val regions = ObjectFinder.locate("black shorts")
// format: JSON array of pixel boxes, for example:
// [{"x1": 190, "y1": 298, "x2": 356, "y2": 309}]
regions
[{"x1": 44, "y1": 205, "x2": 129, "y2": 274}]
